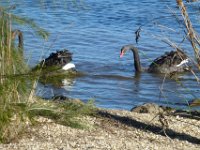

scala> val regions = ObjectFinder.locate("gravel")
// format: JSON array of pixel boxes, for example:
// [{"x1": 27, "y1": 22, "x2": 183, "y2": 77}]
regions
[{"x1": 0, "y1": 107, "x2": 200, "y2": 150}]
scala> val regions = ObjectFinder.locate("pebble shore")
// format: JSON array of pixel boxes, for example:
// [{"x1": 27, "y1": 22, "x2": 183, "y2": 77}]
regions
[{"x1": 0, "y1": 105, "x2": 200, "y2": 150}]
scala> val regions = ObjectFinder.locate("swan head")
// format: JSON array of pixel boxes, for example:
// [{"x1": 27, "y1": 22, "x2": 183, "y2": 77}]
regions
[{"x1": 120, "y1": 45, "x2": 138, "y2": 58}]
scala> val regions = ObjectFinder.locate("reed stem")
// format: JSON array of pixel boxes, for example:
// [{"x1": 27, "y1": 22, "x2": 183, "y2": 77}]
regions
[{"x1": 176, "y1": 0, "x2": 200, "y2": 67}]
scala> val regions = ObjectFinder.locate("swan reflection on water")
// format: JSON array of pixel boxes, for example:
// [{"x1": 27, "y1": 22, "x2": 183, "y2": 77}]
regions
[
  {"x1": 36, "y1": 76, "x2": 76, "y2": 99},
  {"x1": 62, "y1": 78, "x2": 76, "y2": 90}
]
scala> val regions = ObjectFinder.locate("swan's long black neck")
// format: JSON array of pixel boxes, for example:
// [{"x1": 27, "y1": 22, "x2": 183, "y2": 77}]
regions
[{"x1": 130, "y1": 46, "x2": 142, "y2": 73}]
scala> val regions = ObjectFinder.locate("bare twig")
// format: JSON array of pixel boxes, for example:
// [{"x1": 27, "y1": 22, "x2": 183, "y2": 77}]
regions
[
  {"x1": 176, "y1": 0, "x2": 200, "y2": 67},
  {"x1": 135, "y1": 26, "x2": 142, "y2": 44}
]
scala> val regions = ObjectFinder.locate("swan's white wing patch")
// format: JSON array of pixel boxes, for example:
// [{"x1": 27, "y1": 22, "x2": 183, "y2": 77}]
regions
[
  {"x1": 176, "y1": 59, "x2": 189, "y2": 67},
  {"x1": 62, "y1": 63, "x2": 76, "y2": 70}
]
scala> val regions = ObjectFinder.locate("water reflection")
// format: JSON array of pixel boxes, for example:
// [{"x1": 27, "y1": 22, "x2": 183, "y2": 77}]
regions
[
  {"x1": 36, "y1": 76, "x2": 76, "y2": 99},
  {"x1": 62, "y1": 78, "x2": 76, "y2": 91}
]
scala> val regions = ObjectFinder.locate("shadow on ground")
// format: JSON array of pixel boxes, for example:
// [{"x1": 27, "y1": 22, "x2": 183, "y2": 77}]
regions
[{"x1": 98, "y1": 111, "x2": 200, "y2": 145}]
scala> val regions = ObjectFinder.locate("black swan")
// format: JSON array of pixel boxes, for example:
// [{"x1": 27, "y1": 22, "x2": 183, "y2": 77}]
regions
[
  {"x1": 32, "y1": 49, "x2": 80, "y2": 87},
  {"x1": 120, "y1": 45, "x2": 190, "y2": 74},
  {"x1": 33, "y1": 49, "x2": 76, "y2": 74}
]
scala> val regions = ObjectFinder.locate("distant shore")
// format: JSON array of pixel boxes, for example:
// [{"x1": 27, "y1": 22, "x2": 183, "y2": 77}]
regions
[{"x1": 0, "y1": 103, "x2": 200, "y2": 150}]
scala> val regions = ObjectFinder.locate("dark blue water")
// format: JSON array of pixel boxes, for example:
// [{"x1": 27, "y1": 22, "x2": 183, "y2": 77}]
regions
[{"x1": 1, "y1": 0, "x2": 200, "y2": 110}]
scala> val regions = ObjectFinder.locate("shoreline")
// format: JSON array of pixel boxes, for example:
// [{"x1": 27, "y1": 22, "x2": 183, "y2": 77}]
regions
[{"x1": 0, "y1": 103, "x2": 200, "y2": 150}]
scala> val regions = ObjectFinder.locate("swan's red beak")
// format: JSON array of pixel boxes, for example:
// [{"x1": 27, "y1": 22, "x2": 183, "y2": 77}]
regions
[{"x1": 120, "y1": 52, "x2": 124, "y2": 58}]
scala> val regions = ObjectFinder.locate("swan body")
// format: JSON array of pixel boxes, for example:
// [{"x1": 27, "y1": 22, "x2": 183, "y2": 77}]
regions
[
  {"x1": 120, "y1": 45, "x2": 189, "y2": 74},
  {"x1": 39, "y1": 49, "x2": 76, "y2": 71}
]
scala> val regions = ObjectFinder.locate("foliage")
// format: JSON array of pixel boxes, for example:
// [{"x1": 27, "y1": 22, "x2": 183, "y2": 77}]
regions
[
  {"x1": 0, "y1": 5, "x2": 49, "y2": 40},
  {"x1": 28, "y1": 98, "x2": 96, "y2": 128},
  {"x1": 11, "y1": 14, "x2": 49, "y2": 40},
  {"x1": 0, "y1": 4, "x2": 95, "y2": 143},
  {"x1": 0, "y1": 98, "x2": 96, "y2": 143},
  {"x1": 0, "y1": 6, "x2": 30, "y2": 142}
]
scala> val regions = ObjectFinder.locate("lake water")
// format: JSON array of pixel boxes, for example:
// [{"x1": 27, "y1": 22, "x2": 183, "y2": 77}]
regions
[{"x1": 1, "y1": 0, "x2": 200, "y2": 110}]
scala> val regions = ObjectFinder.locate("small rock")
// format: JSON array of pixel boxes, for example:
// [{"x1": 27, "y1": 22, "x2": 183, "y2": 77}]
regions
[{"x1": 130, "y1": 103, "x2": 173, "y2": 114}]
